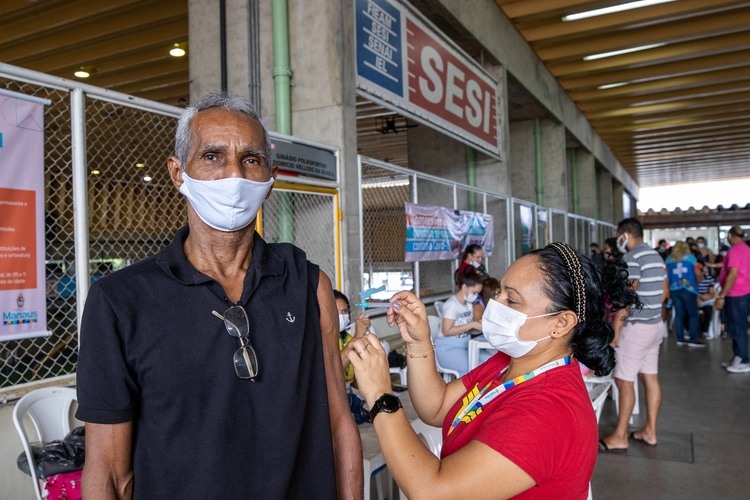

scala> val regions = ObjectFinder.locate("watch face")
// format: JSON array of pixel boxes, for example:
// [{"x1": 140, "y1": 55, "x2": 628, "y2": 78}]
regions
[{"x1": 379, "y1": 394, "x2": 401, "y2": 412}]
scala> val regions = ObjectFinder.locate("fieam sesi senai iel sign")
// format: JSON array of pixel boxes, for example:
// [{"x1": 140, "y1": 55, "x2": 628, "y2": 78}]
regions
[{"x1": 355, "y1": 0, "x2": 501, "y2": 157}]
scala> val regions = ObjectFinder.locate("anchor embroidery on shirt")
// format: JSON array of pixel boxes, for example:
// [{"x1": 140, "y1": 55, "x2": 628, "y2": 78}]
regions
[{"x1": 286, "y1": 312, "x2": 296, "y2": 323}]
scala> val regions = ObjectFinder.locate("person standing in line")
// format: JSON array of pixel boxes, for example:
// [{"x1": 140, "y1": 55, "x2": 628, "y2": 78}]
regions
[
  {"x1": 697, "y1": 263, "x2": 717, "y2": 337},
  {"x1": 604, "y1": 237, "x2": 622, "y2": 261},
  {"x1": 590, "y1": 242, "x2": 605, "y2": 268},
  {"x1": 715, "y1": 226, "x2": 750, "y2": 373},
  {"x1": 600, "y1": 218, "x2": 664, "y2": 451},
  {"x1": 665, "y1": 241, "x2": 705, "y2": 347},
  {"x1": 696, "y1": 236, "x2": 716, "y2": 265},
  {"x1": 655, "y1": 239, "x2": 669, "y2": 261}
]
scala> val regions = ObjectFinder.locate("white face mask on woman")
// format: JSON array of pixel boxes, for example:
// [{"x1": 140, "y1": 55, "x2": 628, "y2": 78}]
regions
[
  {"x1": 465, "y1": 293, "x2": 479, "y2": 304},
  {"x1": 338, "y1": 313, "x2": 351, "y2": 332},
  {"x1": 482, "y1": 299, "x2": 561, "y2": 358},
  {"x1": 179, "y1": 172, "x2": 274, "y2": 232}
]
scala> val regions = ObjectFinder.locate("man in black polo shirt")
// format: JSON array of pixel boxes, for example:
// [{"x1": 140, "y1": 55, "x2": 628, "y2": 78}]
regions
[{"x1": 76, "y1": 93, "x2": 363, "y2": 499}]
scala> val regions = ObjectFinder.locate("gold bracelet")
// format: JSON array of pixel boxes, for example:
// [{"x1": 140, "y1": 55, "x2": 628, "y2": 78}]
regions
[{"x1": 405, "y1": 344, "x2": 436, "y2": 358}]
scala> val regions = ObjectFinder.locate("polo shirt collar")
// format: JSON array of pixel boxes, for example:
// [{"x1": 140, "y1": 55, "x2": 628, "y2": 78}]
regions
[{"x1": 157, "y1": 226, "x2": 285, "y2": 287}]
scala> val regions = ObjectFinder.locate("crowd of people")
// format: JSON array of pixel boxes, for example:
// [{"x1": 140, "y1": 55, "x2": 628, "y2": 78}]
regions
[
  {"x1": 73, "y1": 92, "x2": 750, "y2": 499},
  {"x1": 591, "y1": 226, "x2": 750, "y2": 374}
]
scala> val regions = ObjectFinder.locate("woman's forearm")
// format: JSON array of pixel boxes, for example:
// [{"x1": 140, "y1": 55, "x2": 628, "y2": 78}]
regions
[
  {"x1": 443, "y1": 322, "x2": 479, "y2": 336},
  {"x1": 403, "y1": 342, "x2": 451, "y2": 426},
  {"x1": 370, "y1": 409, "x2": 442, "y2": 500}
]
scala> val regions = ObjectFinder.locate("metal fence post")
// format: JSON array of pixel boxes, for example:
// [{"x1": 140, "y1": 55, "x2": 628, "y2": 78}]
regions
[
  {"x1": 71, "y1": 88, "x2": 90, "y2": 338},
  {"x1": 412, "y1": 174, "x2": 420, "y2": 298},
  {"x1": 357, "y1": 155, "x2": 365, "y2": 294},
  {"x1": 509, "y1": 200, "x2": 516, "y2": 263}
]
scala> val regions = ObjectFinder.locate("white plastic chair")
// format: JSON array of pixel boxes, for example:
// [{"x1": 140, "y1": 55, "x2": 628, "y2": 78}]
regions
[
  {"x1": 707, "y1": 309, "x2": 721, "y2": 339},
  {"x1": 13, "y1": 386, "x2": 78, "y2": 500},
  {"x1": 433, "y1": 301, "x2": 445, "y2": 319},
  {"x1": 586, "y1": 381, "x2": 611, "y2": 500},
  {"x1": 427, "y1": 315, "x2": 460, "y2": 382},
  {"x1": 588, "y1": 381, "x2": 610, "y2": 423},
  {"x1": 411, "y1": 419, "x2": 443, "y2": 458},
  {"x1": 585, "y1": 373, "x2": 638, "y2": 424},
  {"x1": 389, "y1": 366, "x2": 407, "y2": 385}
]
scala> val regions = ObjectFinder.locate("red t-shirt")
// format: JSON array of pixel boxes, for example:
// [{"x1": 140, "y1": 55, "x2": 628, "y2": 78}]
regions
[{"x1": 441, "y1": 352, "x2": 597, "y2": 500}]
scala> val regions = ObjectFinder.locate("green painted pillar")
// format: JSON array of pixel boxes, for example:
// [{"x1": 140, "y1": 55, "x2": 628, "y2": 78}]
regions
[{"x1": 272, "y1": 0, "x2": 294, "y2": 243}]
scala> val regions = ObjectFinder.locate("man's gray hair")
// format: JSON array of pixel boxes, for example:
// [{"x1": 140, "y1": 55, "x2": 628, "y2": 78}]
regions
[{"x1": 174, "y1": 92, "x2": 272, "y2": 173}]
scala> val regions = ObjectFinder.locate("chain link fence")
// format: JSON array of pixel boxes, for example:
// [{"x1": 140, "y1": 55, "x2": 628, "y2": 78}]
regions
[
  {"x1": 359, "y1": 156, "x2": 512, "y2": 300},
  {"x1": 261, "y1": 187, "x2": 338, "y2": 286},
  {"x1": 0, "y1": 77, "x2": 184, "y2": 391},
  {"x1": 0, "y1": 78, "x2": 77, "y2": 389},
  {"x1": 0, "y1": 68, "x2": 344, "y2": 393},
  {"x1": 360, "y1": 160, "x2": 414, "y2": 294}
]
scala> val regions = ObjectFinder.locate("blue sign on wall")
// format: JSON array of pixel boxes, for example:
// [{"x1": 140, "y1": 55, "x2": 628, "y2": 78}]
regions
[{"x1": 356, "y1": 0, "x2": 403, "y2": 97}]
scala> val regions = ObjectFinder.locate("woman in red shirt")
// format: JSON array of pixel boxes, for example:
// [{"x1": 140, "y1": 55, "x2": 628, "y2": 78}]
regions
[{"x1": 346, "y1": 243, "x2": 638, "y2": 499}]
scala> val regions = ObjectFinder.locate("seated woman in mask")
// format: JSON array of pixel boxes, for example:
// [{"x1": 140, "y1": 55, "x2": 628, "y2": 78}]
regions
[
  {"x1": 344, "y1": 243, "x2": 639, "y2": 500},
  {"x1": 438, "y1": 268, "x2": 488, "y2": 376},
  {"x1": 333, "y1": 290, "x2": 370, "y2": 384}
]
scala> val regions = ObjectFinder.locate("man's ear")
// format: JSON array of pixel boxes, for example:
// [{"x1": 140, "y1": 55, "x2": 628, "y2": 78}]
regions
[
  {"x1": 167, "y1": 156, "x2": 184, "y2": 191},
  {"x1": 552, "y1": 311, "x2": 579, "y2": 339},
  {"x1": 266, "y1": 164, "x2": 279, "y2": 199}
]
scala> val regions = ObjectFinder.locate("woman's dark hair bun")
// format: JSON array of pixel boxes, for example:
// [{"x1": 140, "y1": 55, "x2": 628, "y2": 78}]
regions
[{"x1": 571, "y1": 319, "x2": 616, "y2": 377}]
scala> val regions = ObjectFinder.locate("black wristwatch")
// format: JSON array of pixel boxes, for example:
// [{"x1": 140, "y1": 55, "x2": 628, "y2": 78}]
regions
[{"x1": 369, "y1": 393, "x2": 403, "y2": 422}]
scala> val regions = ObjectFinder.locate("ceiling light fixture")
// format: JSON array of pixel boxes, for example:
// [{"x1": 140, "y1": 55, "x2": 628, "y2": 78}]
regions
[
  {"x1": 143, "y1": 175, "x2": 152, "y2": 182},
  {"x1": 562, "y1": 0, "x2": 676, "y2": 22},
  {"x1": 583, "y1": 43, "x2": 664, "y2": 61},
  {"x1": 598, "y1": 82, "x2": 629, "y2": 90},
  {"x1": 135, "y1": 163, "x2": 145, "y2": 168},
  {"x1": 170, "y1": 42, "x2": 187, "y2": 57},
  {"x1": 74, "y1": 65, "x2": 97, "y2": 78},
  {"x1": 91, "y1": 170, "x2": 101, "y2": 175}
]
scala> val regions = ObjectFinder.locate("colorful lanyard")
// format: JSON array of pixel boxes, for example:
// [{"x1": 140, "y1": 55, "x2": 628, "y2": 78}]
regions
[{"x1": 448, "y1": 356, "x2": 572, "y2": 435}]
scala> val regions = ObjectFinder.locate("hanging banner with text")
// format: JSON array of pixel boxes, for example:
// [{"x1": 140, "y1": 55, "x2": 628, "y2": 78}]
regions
[
  {"x1": 355, "y1": 0, "x2": 501, "y2": 157},
  {"x1": 405, "y1": 202, "x2": 494, "y2": 262},
  {"x1": 0, "y1": 93, "x2": 49, "y2": 342}
]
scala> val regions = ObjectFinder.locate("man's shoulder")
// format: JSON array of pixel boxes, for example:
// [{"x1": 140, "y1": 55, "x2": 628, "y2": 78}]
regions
[
  {"x1": 265, "y1": 241, "x2": 309, "y2": 262},
  {"x1": 628, "y1": 243, "x2": 658, "y2": 260},
  {"x1": 729, "y1": 242, "x2": 750, "y2": 259},
  {"x1": 92, "y1": 254, "x2": 162, "y2": 292}
]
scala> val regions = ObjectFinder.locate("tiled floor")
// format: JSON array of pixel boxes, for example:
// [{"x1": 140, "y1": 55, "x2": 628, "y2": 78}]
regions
[{"x1": 593, "y1": 333, "x2": 750, "y2": 500}]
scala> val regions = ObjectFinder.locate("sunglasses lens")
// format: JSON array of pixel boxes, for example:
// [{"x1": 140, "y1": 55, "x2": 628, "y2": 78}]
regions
[
  {"x1": 224, "y1": 306, "x2": 249, "y2": 338},
  {"x1": 234, "y1": 345, "x2": 258, "y2": 379}
]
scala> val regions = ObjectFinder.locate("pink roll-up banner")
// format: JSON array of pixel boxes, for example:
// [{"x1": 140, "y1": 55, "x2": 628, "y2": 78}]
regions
[
  {"x1": 405, "y1": 202, "x2": 494, "y2": 262},
  {"x1": 0, "y1": 90, "x2": 50, "y2": 342}
]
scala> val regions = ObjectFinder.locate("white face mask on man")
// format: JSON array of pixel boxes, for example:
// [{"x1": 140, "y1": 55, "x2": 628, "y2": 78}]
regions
[
  {"x1": 482, "y1": 299, "x2": 561, "y2": 358},
  {"x1": 616, "y1": 233, "x2": 629, "y2": 254},
  {"x1": 179, "y1": 172, "x2": 274, "y2": 232}
]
